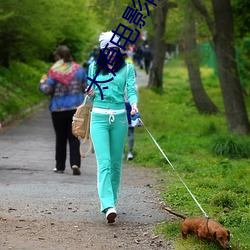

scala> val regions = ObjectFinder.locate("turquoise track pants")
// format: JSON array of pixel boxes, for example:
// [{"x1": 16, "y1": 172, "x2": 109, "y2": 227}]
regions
[{"x1": 90, "y1": 111, "x2": 128, "y2": 212}]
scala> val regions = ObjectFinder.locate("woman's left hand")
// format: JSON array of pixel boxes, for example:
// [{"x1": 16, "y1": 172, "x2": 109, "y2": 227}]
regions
[
  {"x1": 86, "y1": 87, "x2": 95, "y2": 97},
  {"x1": 131, "y1": 103, "x2": 138, "y2": 116}
]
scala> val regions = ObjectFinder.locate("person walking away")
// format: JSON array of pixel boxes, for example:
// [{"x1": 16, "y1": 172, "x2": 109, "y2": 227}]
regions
[
  {"x1": 135, "y1": 45, "x2": 144, "y2": 69},
  {"x1": 87, "y1": 46, "x2": 99, "y2": 70},
  {"x1": 86, "y1": 31, "x2": 138, "y2": 223},
  {"x1": 143, "y1": 44, "x2": 152, "y2": 74},
  {"x1": 39, "y1": 45, "x2": 87, "y2": 175}
]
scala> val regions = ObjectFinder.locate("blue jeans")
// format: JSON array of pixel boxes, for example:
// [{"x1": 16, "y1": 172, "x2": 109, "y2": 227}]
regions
[{"x1": 90, "y1": 111, "x2": 128, "y2": 212}]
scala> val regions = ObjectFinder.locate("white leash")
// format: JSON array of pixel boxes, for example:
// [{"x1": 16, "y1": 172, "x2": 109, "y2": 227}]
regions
[{"x1": 139, "y1": 118, "x2": 209, "y2": 218}]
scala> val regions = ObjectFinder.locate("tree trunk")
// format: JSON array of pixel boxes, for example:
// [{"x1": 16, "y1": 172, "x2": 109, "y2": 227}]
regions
[
  {"x1": 212, "y1": 0, "x2": 250, "y2": 134},
  {"x1": 148, "y1": 0, "x2": 169, "y2": 89},
  {"x1": 184, "y1": 4, "x2": 218, "y2": 114}
]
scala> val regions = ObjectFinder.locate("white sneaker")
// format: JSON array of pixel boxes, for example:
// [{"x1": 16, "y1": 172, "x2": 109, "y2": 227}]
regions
[
  {"x1": 105, "y1": 207, "x2": 117, "y2": 223},
  {"x1": 127, "y1": 152, "x2": 133, "y2": 160},
  {"x1": 53, "y1": 168, "x2": 64, "y2": 173}
]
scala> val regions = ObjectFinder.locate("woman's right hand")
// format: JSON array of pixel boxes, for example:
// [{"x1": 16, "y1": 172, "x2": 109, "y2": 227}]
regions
[{"x1": 40, "y1": 74, "x2": 47, "y2": 83}]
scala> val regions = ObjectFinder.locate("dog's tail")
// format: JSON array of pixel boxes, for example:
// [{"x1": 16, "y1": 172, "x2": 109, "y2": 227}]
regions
[{"x1": 162, "y1": 206, "x2": 187, "y2": 220}]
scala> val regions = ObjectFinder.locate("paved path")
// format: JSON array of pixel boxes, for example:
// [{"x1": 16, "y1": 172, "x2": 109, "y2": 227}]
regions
[
  {"x1": 135, "y1": 68, "x2": 149, "y2": 87},
  {"x1": 0, "y1": 71, "x2": 173, "y2": 249}
]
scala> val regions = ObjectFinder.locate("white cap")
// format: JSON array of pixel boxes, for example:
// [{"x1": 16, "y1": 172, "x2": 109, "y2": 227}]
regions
[{"x1": 99, "y1": 31, "x2": 120, "y2": 49}]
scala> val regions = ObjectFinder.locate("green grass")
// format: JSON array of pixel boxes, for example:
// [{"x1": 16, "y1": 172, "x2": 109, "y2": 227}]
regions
[
  {"x1": 0, "y1": 60, "x2": 50, "y2": 123},
  {"x1": 129, "y1": 58, "x2": 250, "y2": 250}
]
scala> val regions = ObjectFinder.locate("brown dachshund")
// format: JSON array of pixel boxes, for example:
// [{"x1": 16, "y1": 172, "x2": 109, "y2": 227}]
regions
[{"x1": 162, "y1": 207, "x2": 231, "y2": 249}]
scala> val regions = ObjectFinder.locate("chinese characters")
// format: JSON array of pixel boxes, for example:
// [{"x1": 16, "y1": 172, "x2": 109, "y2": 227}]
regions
[{"x1": 87, "y1": 0, "x2": 159, "y2": 99}]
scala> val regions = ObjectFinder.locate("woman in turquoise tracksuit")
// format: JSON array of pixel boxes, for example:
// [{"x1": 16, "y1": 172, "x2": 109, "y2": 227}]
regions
[{"x1": 87, "y1": 31, "x2": 138, "y2": 223}]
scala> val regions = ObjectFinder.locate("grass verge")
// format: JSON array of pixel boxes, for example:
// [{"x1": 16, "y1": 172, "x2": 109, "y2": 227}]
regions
[
  {"x1": 0, "y1": 60, "x2": 49, "y2": 125},
  {"x1": 128, "y1": 58, "x2": 250, "y2": 250}
]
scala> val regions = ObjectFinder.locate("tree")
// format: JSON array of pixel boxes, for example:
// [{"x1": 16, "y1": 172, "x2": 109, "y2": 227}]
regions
[
  {"x1": 184, "y1": 1, "x2": 218, "y2": 114},
  {"x1": 147, "y1": 0, "x2": 218, "y2": 114},
  {"x1": 91, "y1": 0, "x2": 131, "y2": 30},
  {"x1": 0, "y1": 0, "x2": 60, "y2": 66},
  {"x1": 148, "y1": 0, "x2": 177, "y2": 89},
  {"x1": 190, "y1": 0, "x2": 250, "y2": 134},
  {"x1": 232, "y1": 0, "x2": 250, "y2": 96},
  {"x1": 0, "y1": 0, "x2": 98, "y2": 66}
]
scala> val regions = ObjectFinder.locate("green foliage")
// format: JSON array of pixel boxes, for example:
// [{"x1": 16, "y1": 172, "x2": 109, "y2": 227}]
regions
[
  {"x1": 201, "y1": 121, "x2": 217, "y2": 136},
  {"x1": 91, "y1": 0, "x2": 151, "y2": 44},
  {"x1": 210, "y1": 191, "x2": 238, "y2": 209},
  {"x1": 0, "y1": 0, "x2": 99, "y2": 66},
  {"x1": 236, "y1": 37, "x2": 250, "y2": 95},
  {"x1": 129, "y1": 58, "x2": 250, "y2": 249},
  {"x1": 164, "y1": 0, "x2": 212, "y2": 44},
  {"x1": 0, "y1": 60, "x2": 49, "y2": 122},
  {"x1": 91, "y1": 0, "x2": 131, "y2": 30},
  {"x1": 232, "y1": 0, "x2": 250, "y2": 39},
  {"x1": 210, "y1": 134, "x2": 250, "y2": 159},
  {"x1": 165, "y1": 2, "x2": 184, "y2": 44}
]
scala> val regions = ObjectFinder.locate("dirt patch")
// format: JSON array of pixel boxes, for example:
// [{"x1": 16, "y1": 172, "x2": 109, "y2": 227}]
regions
[{"x1": 0, "y1": 216, "x2": 174, "y2": 250}]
